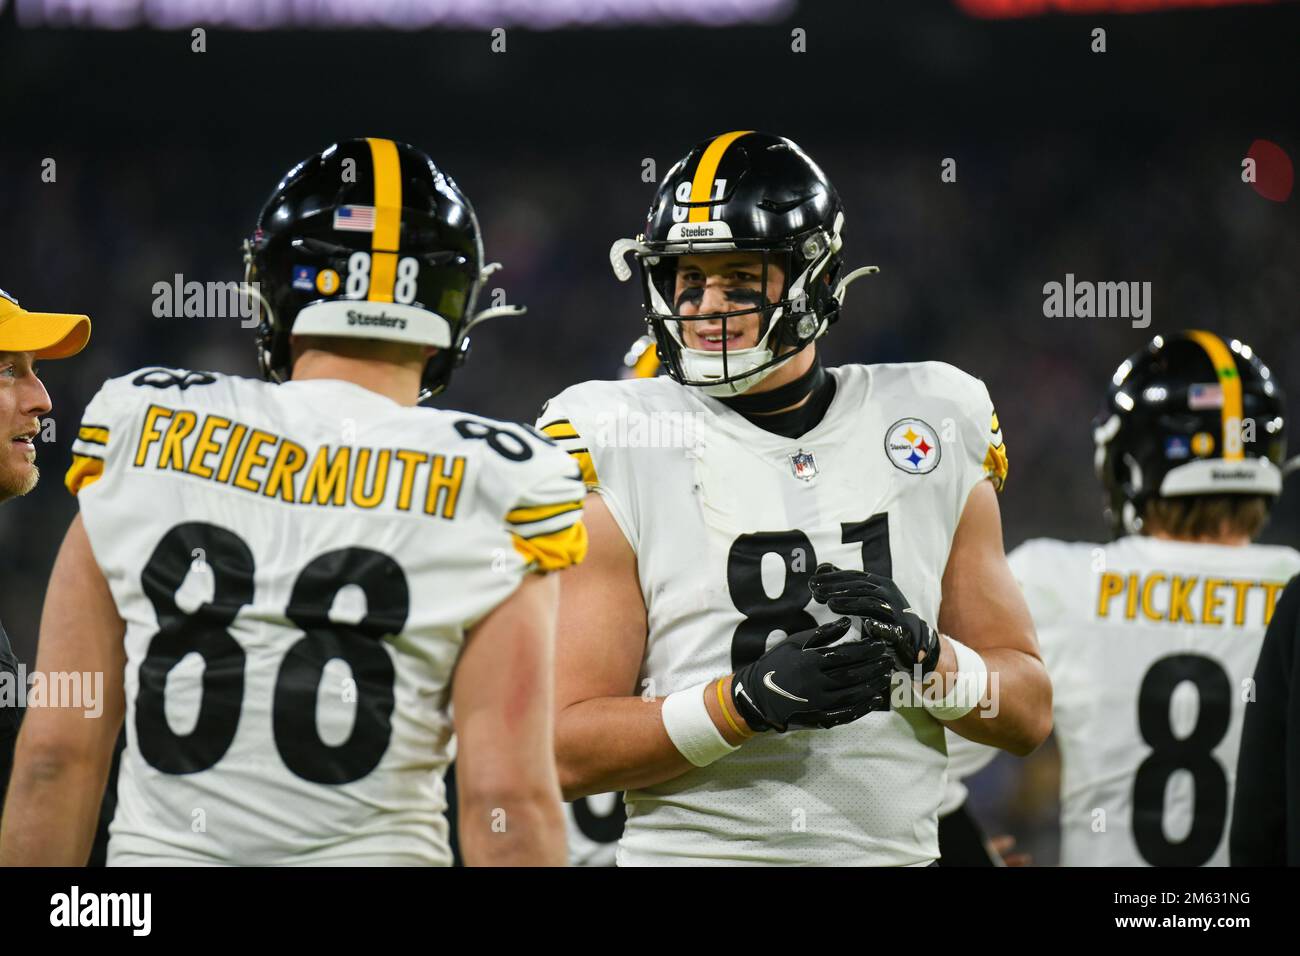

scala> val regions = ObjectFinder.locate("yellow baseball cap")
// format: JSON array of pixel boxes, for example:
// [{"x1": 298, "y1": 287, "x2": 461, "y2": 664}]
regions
[{"x1": 0, "y1": 287, "x2": 91, "y2": 359}]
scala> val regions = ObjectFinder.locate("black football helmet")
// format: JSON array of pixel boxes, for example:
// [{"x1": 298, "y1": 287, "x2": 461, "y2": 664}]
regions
[
  {"x1": 609, "y1": 131, "x2": 878, "y2": 396},
  {"x1": 245, "y1": 137, "x2": 522, "y2": 400},
  {"x1": 1094, "y1": 330, "x2": 1286, "y2": 535}
]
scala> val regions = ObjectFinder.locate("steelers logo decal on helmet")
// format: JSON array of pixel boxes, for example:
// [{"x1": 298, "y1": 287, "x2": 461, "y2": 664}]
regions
[{"x1": 885, "y1": 418, "x2": 942, "y2": 475}]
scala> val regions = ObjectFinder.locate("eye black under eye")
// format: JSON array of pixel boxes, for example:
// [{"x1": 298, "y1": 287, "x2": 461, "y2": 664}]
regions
[{"x1": 675, "y1": 287, "x2": 704, "y2": 309}]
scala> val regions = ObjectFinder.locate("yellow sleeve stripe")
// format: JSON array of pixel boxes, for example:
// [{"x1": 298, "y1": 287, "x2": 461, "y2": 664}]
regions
[
  {"x1": 77, "y1": 425, "x2": 110, "y2": 445},
  {"x1": 541, "y1": 421, "x2": 580, "y2": 441},
  {"x1": 569, "y1": 450, "x2": 598, "y2": 487},
  {"x1": 506, "y1": 500, "x2": 583, "y2": 525},
  {"x1": 511, "y1": 520, "x2": 588, "y2": 572},
  {"x1": 983, "y1": 443, "x2": 1009, "y2": 493},
  {"x1": 66, "y1": 453, "x2": 105, "y2": 496},
  {"x1": 632, "y1": 346, "x2": 661, "y2": 379}
]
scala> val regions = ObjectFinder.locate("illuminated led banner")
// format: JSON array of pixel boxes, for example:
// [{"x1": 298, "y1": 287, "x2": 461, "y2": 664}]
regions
[
  {"x1": 11, "y1": 0, "x2": 795, "y2": 30},
  {"x1": 956, "y1": 0, "x2": 1280, "y2": 17}
]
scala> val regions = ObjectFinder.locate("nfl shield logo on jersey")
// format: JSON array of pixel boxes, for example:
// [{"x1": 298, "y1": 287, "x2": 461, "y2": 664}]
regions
[
  {"x1": 789, "y1": 449, "x2": 818, "y2": 481},
  {"x1": 885, "y1": 418, "x2": 942, "y2": 475}
]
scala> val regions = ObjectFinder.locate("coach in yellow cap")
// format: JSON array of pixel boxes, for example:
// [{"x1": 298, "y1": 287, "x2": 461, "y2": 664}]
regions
[{"x1": 0, "y1": 286, "x2": 90, "y2": 821}]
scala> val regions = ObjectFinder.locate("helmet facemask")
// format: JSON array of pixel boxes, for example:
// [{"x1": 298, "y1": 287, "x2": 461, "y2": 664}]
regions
[
  {"x1": 615, "y1": 220, "x2": 869, "y2": 397},
  {"x1": 611, "y1": 131, "x2": 878, "y2": 395}
]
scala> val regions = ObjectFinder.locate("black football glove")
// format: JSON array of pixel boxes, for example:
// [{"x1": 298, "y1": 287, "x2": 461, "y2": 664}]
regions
[
  {"x1": 808, "y1": 563, "x2": 942, "y2": 678},
  {"x1": 731, "y1": 617, "x2": 894, "y2": 733}
]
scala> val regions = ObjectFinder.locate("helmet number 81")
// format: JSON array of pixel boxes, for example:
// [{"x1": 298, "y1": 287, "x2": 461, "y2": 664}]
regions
[
  {"x1": 344, "y1": 251, "x2": 420, "y2": 305},
  {"x1": 671, "y1": 179, "x2": 727, "y2": 223}
]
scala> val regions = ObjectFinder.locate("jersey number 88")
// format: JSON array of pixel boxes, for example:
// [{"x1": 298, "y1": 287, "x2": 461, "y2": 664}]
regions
[{"x1": 136, "y1": 522, "x2": 408, "y2": 785}]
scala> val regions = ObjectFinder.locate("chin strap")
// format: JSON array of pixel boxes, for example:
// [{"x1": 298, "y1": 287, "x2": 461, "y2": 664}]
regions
[
  {"x1": 465, "y1": 303, "x2": 526, "y2": 331},
  {"x1": 610, "y1": 237, "x2": 653, "y2": 282},
  {"x1": 833, "y1": 265, "x2": 880, "y2": 307},
  {"x1": 464, "y1": 262, "x2": 527, "y2": 331}
]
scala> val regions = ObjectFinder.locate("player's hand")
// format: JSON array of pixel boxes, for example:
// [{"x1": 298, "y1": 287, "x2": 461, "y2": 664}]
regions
[
  {"x1": 730, "y1": 617, "x2": 894, "y2": 733},
  {"x1": 989, "y1": 834, "x2": 1033, "y2": 867},
  {"x1": 808, "y1": 564, "x2": 942, "y2": 677}
]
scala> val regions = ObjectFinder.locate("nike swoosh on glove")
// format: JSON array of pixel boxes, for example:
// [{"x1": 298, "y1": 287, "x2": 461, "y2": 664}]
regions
[
  {"x1": 807, "y1": 563, "x2": 942, "y2": 678},
  {"x1": 731, "y1": 617, "x2": 895, "y2": 733}
]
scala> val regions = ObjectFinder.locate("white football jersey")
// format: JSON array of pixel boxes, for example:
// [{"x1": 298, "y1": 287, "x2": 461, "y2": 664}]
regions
[
  {"x1": 539, "y1": 361, "x2": 1008, "y2": 865},
  {"x1": 563, "y1": 794, "x2": 624, "y2": 866},
  {"x1": 939, "y1": 729, "x2": 999, "y2": 818},
  {"x1": 1008, "y1": 535, "x2": 1300, "y2": 867},
  {"x1": 67, "y1": 368, "x2": 586, "y2": 866}
]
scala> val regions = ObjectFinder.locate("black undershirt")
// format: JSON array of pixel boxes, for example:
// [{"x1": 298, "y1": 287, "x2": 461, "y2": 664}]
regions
[{"x1": 717, "y1": 362, "x2": 837, "y2": 439}]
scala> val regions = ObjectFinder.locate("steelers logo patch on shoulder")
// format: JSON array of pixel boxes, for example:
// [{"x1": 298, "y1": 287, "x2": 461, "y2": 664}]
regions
[{"x1": 885, "y1": 418, "x2": 941, "y2": 475}]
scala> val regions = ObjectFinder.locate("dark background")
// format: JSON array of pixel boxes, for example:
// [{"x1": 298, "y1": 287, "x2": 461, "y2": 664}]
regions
[{"x1": 2, "y1": 0, "x2": 1297, "y2": 863}]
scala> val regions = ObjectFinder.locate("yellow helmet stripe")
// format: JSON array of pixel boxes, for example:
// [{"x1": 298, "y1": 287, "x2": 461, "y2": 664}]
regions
[
  {"x1": 1186, "y1": 330, "x2": 1245, "y2": 461},
  {"x1": 366, "y1": 137, "x2": 403, "y2": 303},
  {"x1": 687, "y1": 130, "x2": 753, "y2": 223}
]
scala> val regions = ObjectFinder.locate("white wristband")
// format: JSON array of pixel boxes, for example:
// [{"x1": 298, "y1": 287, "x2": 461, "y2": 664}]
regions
[
  {"x1": 661, "y1": 682, "x2": 740, "y2": 768},
  {"x1": 920, "y1": 638, "x2": 989, "y2": 722}
]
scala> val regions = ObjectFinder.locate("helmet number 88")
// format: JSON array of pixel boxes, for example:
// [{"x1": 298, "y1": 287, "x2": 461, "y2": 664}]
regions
[{"x1": 345, "y1": 251, "x2": 420, "y2": 304}]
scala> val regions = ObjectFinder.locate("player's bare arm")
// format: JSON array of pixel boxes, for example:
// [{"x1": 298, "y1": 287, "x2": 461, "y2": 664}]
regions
[
  {"x1": 553, "y1": 493, "x2": 697, "y2": 800},
  {"x1": 0, "y1": 514, "x2": 124, "y2": 866},
  {"x1": 453, "y1": 571, "x2": 567, "y2": 866},
  {"x1": 934, "y1": 480, "x2": 1050, "y2": 755}
]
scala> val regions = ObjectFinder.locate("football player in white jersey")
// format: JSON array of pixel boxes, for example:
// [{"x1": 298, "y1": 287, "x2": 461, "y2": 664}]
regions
[
  {"x1": 1006, "y1": 331, "x2": 1296, "y2": 866},
  {"x1": 0, "y1": 138, "x2": 585, "y2": 867},
  {"x1": 539, "y1": 131, "x2": 1052, "y2": 866}
]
